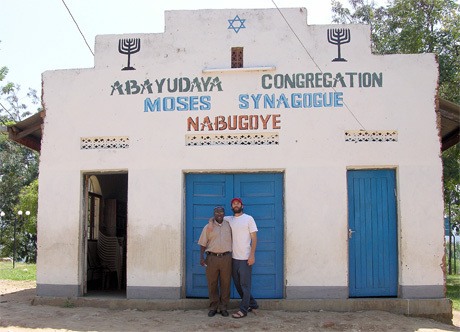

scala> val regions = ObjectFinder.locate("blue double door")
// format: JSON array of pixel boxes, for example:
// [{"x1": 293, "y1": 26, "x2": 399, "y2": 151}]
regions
[
  {"x1": 348, "y1": 169, "x2": 398, "y2": 297},
  {"x1": 186, "y1": 173, "x2": 284, "y2": 298}
]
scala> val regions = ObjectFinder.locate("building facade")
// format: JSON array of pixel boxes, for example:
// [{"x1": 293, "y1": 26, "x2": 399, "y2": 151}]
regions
[{"x1": 37, "y1": 8, "x2": 444, "y2": 301}]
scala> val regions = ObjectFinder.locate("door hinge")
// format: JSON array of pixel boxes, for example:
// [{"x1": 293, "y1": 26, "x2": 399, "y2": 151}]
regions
[{"x1": 348, "y1": 229, "x2": 355, "y2": 239}]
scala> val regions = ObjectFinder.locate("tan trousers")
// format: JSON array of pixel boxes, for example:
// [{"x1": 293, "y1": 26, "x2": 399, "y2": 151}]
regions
[{"x1": 205, "y1": 254, "x2": 232, "y2": 311}]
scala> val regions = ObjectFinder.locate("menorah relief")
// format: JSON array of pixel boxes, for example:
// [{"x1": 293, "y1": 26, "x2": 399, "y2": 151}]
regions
[
  {"x1": 119, "y1": 38, "x2": 141, "y2": 71},
  {"x1": 327, "y1": 28, "x2": 351, "y2": 62}
]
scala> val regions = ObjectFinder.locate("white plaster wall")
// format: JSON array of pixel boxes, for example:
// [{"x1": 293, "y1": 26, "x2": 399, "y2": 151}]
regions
[{"x1": 38, "y1": 8, "x2": 443, "y2": 293}]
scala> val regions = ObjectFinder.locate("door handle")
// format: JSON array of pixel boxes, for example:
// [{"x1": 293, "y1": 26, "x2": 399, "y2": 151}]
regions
[{"x1": 348, "y1": 229, "x2": 355, "y2": 239}]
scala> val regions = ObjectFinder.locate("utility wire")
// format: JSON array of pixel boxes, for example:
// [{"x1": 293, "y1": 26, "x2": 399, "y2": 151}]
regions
[
  {"x1": 0, "y1": 102, "x2": 18, "y2": 122},
  {"x1": 271, "y1": 0, "x2": 366, "y2": 131},
  {"x1": 61, "y1": 0, "x2": 94, "y2": 57}
]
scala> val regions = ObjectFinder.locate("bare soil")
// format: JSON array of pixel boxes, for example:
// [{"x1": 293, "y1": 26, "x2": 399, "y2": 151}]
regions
[{"x1": 1, "y1": 280, "x2": 459, "y2": 331}]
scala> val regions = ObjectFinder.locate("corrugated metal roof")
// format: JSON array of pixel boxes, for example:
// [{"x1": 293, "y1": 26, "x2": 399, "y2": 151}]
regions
[
  {"x1": 6, "y1": 110, "x2": 44, "y2": 152},
  {"x1": 439, "y1": 98, "x2": 460, "y2": 151}
]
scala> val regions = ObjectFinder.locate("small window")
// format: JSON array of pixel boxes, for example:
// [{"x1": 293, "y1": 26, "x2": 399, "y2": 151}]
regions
[{"x1": 231, "y1": 47, "x2": 243, "y2": 68}]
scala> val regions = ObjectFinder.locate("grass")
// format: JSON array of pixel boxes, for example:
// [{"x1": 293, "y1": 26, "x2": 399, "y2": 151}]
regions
[
  {"x1": 0, "y1": 261, "x2": 36, "y2": 281},
  {"x1": 447, "y1": 274, "x2": 460, "y2": 310}
]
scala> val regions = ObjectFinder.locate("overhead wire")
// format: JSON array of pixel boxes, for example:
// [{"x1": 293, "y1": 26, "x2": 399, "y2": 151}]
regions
[
  {"x1": 58, "y1": 0, "x2": 365, "y2": 130},
  {"x1": 271, "y1": 0, "x2": 366, "y2": 131},
  {"x1": 61, "y1": 0, "x2": 94, "y2": 57}
]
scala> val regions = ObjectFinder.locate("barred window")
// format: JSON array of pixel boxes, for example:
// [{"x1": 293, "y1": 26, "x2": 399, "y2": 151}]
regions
[{"x1": 231, "y1": 47, "x2": 243, "y2": 68}]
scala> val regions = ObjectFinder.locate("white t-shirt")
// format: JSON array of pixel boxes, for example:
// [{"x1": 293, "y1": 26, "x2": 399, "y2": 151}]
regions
[{"x1": 226, "y1": 213, "x2": 258, "y2": 260}]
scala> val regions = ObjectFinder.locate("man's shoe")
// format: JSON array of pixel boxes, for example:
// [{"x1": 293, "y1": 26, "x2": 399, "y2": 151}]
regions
[
  {"x1": 208, "y1": 309, "x2": 217, "y2": 317},
  {"x1": 221, "y1": 310, "x2": 229, "y2": 317}
]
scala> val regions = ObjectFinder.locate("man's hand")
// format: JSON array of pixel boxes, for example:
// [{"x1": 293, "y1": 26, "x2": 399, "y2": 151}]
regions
[
  {"x1": 247, "y1": 253, "x2": 255, "y2": 266},
  {"x1": 248, "y1": 232, "x2": 257, "y2": 266},
  {"x1": 200, "y1": 258, "x2": 207, "y2": 267},
  {"x1": 199, "y1": 246, "x2": 207, "y2": 267}
]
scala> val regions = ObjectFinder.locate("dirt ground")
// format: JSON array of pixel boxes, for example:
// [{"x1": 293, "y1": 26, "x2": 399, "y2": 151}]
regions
[{"x1": 1, "y1": 281, "x2": 460, "y2": 332}]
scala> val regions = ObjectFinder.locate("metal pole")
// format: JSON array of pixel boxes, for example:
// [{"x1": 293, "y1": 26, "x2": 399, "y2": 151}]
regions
[
  {"x1": 14, "y1": 210, "x2": 23, "y2": 269},
  {"x1": 0, "y1": 211, "x2": 4, "y2": 250},
  {"x1": 450, "y1": 202, "x2": 455, "y2": 274},
  {"x1": 454, "y1": 236, "x2": 457, "y2": 274},
  {"x1": 449, "y1": 205, "x2": 452, "y2": 275},
  {"x1": 13, "y1": 216, "x2": 17, "y2": 268}
]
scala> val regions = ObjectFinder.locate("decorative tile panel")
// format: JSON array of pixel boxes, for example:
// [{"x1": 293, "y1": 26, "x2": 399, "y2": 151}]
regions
[
  {"x1": 186, "y1": 133, "x2": 279, "y2": 146},
  {"x1": 345, "y1": 130, "x2": 398, "y2": 143},
  {"x1": 81, "y1": 136, "x2": 130, "y2": 150}
]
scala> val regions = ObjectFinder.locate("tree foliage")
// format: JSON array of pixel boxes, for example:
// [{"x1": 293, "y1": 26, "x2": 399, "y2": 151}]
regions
[
  {"x1": 443, "y1": 144, "x2": 460, "y2": 223},
  {"x1": 0, "y1": 43, "x2": 40, "y2": 262},
  {"x1": 331, "y1": 0, "x2": 460, "y2": 103},
  {"x1": 0, "y1": 133, "x2": 39, "y2": 262}
]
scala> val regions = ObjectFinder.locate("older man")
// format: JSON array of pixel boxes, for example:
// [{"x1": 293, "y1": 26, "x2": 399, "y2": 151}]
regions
[{"x1": 198, "y1": 206, "x2": 232, "y2": 317}]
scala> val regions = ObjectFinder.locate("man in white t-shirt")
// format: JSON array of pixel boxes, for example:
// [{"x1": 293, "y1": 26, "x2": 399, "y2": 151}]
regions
[{"x1": 227, "y1": 197, "x2": 259, "y2": 319}]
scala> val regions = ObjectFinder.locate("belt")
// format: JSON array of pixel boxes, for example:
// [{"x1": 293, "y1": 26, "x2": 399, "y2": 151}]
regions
[{"x1": 206, "y1": 251, "x2": 231, "y2": 257}]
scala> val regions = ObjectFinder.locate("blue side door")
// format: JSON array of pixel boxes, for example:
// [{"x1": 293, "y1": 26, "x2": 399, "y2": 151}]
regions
[
  {"x1": 186, "y1": 173, "x2": 284, "y2": 298},
  {"x1": 347, "y1": 169, "x2": 398, "y2": 297}
]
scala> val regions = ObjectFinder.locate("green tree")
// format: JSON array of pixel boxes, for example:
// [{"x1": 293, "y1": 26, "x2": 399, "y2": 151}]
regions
[
  {"x1": 0, "y1": 134, "x2": 39, "y2": 261},
  {"x1": 14, "y1": 179, "x2": 38, "y2": 263},
  {"x1": 1, "y1": 44, "x2": 40, "y2": 261},
  {"x1": 331, "y1": 0, "x2": 460, "y2": 103},
  {"x1": 443, "y1": 145, "x2": 460, "y2": 225}
]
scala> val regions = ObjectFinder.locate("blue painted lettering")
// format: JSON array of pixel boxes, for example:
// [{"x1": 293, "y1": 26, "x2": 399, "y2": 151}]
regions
[
  {"x1": 144, "y1": 97, "x2": 161, "y2": 112},
  {"x1": 292, "y1": 93, "x2": 302, "y2": 108},
  {"x1": 144, "y1": 96, "x2": 212, "y2": 112},
  {"x1": 177, "y1": 96, "x2": 189, "y2": 111},
  {"x1": 163, "y1": 97, "x2": 175, "y2": 111},
  {"x1": 264, "y1": 94, "x2": 275, "y2": 108},
  {"x1": 200, "y1": 96, "x2": 211, "y2": 110},
  {"x1": 239, "y1": 94, "x2": 249, "y2": 109},
  {"x1": 251, "y1": 94, "x2": 262, "y2": 109},
  {"x1": 334, "y1": 92, "x2": 343, "y2": 107},
  {"x1": 189, "y1": 96, "x2": 199, "y2": 110},
  {"x1": 238, "y1": 93, "x2": 344, "y2": 109},
  {"x1": 276, "y1": 94, "x2": 290, "y2": 108}
]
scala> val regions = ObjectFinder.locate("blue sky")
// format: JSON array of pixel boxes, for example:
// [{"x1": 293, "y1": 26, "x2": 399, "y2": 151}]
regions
[{"x1": 1, "y1": 0, "x2": 335, "y2": 109}]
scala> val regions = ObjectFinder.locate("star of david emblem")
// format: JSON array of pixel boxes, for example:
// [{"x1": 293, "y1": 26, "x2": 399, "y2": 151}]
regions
[{"x1": 228, "y1": 15, "x2": 246, "y2": 33}]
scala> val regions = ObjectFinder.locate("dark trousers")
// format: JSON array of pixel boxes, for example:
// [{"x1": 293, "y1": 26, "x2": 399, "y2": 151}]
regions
[
  {"x1": 232, "y1": 259, "x2": 258, "y2": 314},
  {"x1": 205, "y1": 254, "x2": 232, "y2": 311}
]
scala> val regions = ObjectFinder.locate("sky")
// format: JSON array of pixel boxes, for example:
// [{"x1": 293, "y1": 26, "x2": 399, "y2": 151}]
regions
[{"x1": 1, "y1": 0, "x2": 337, "y2": 109}]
